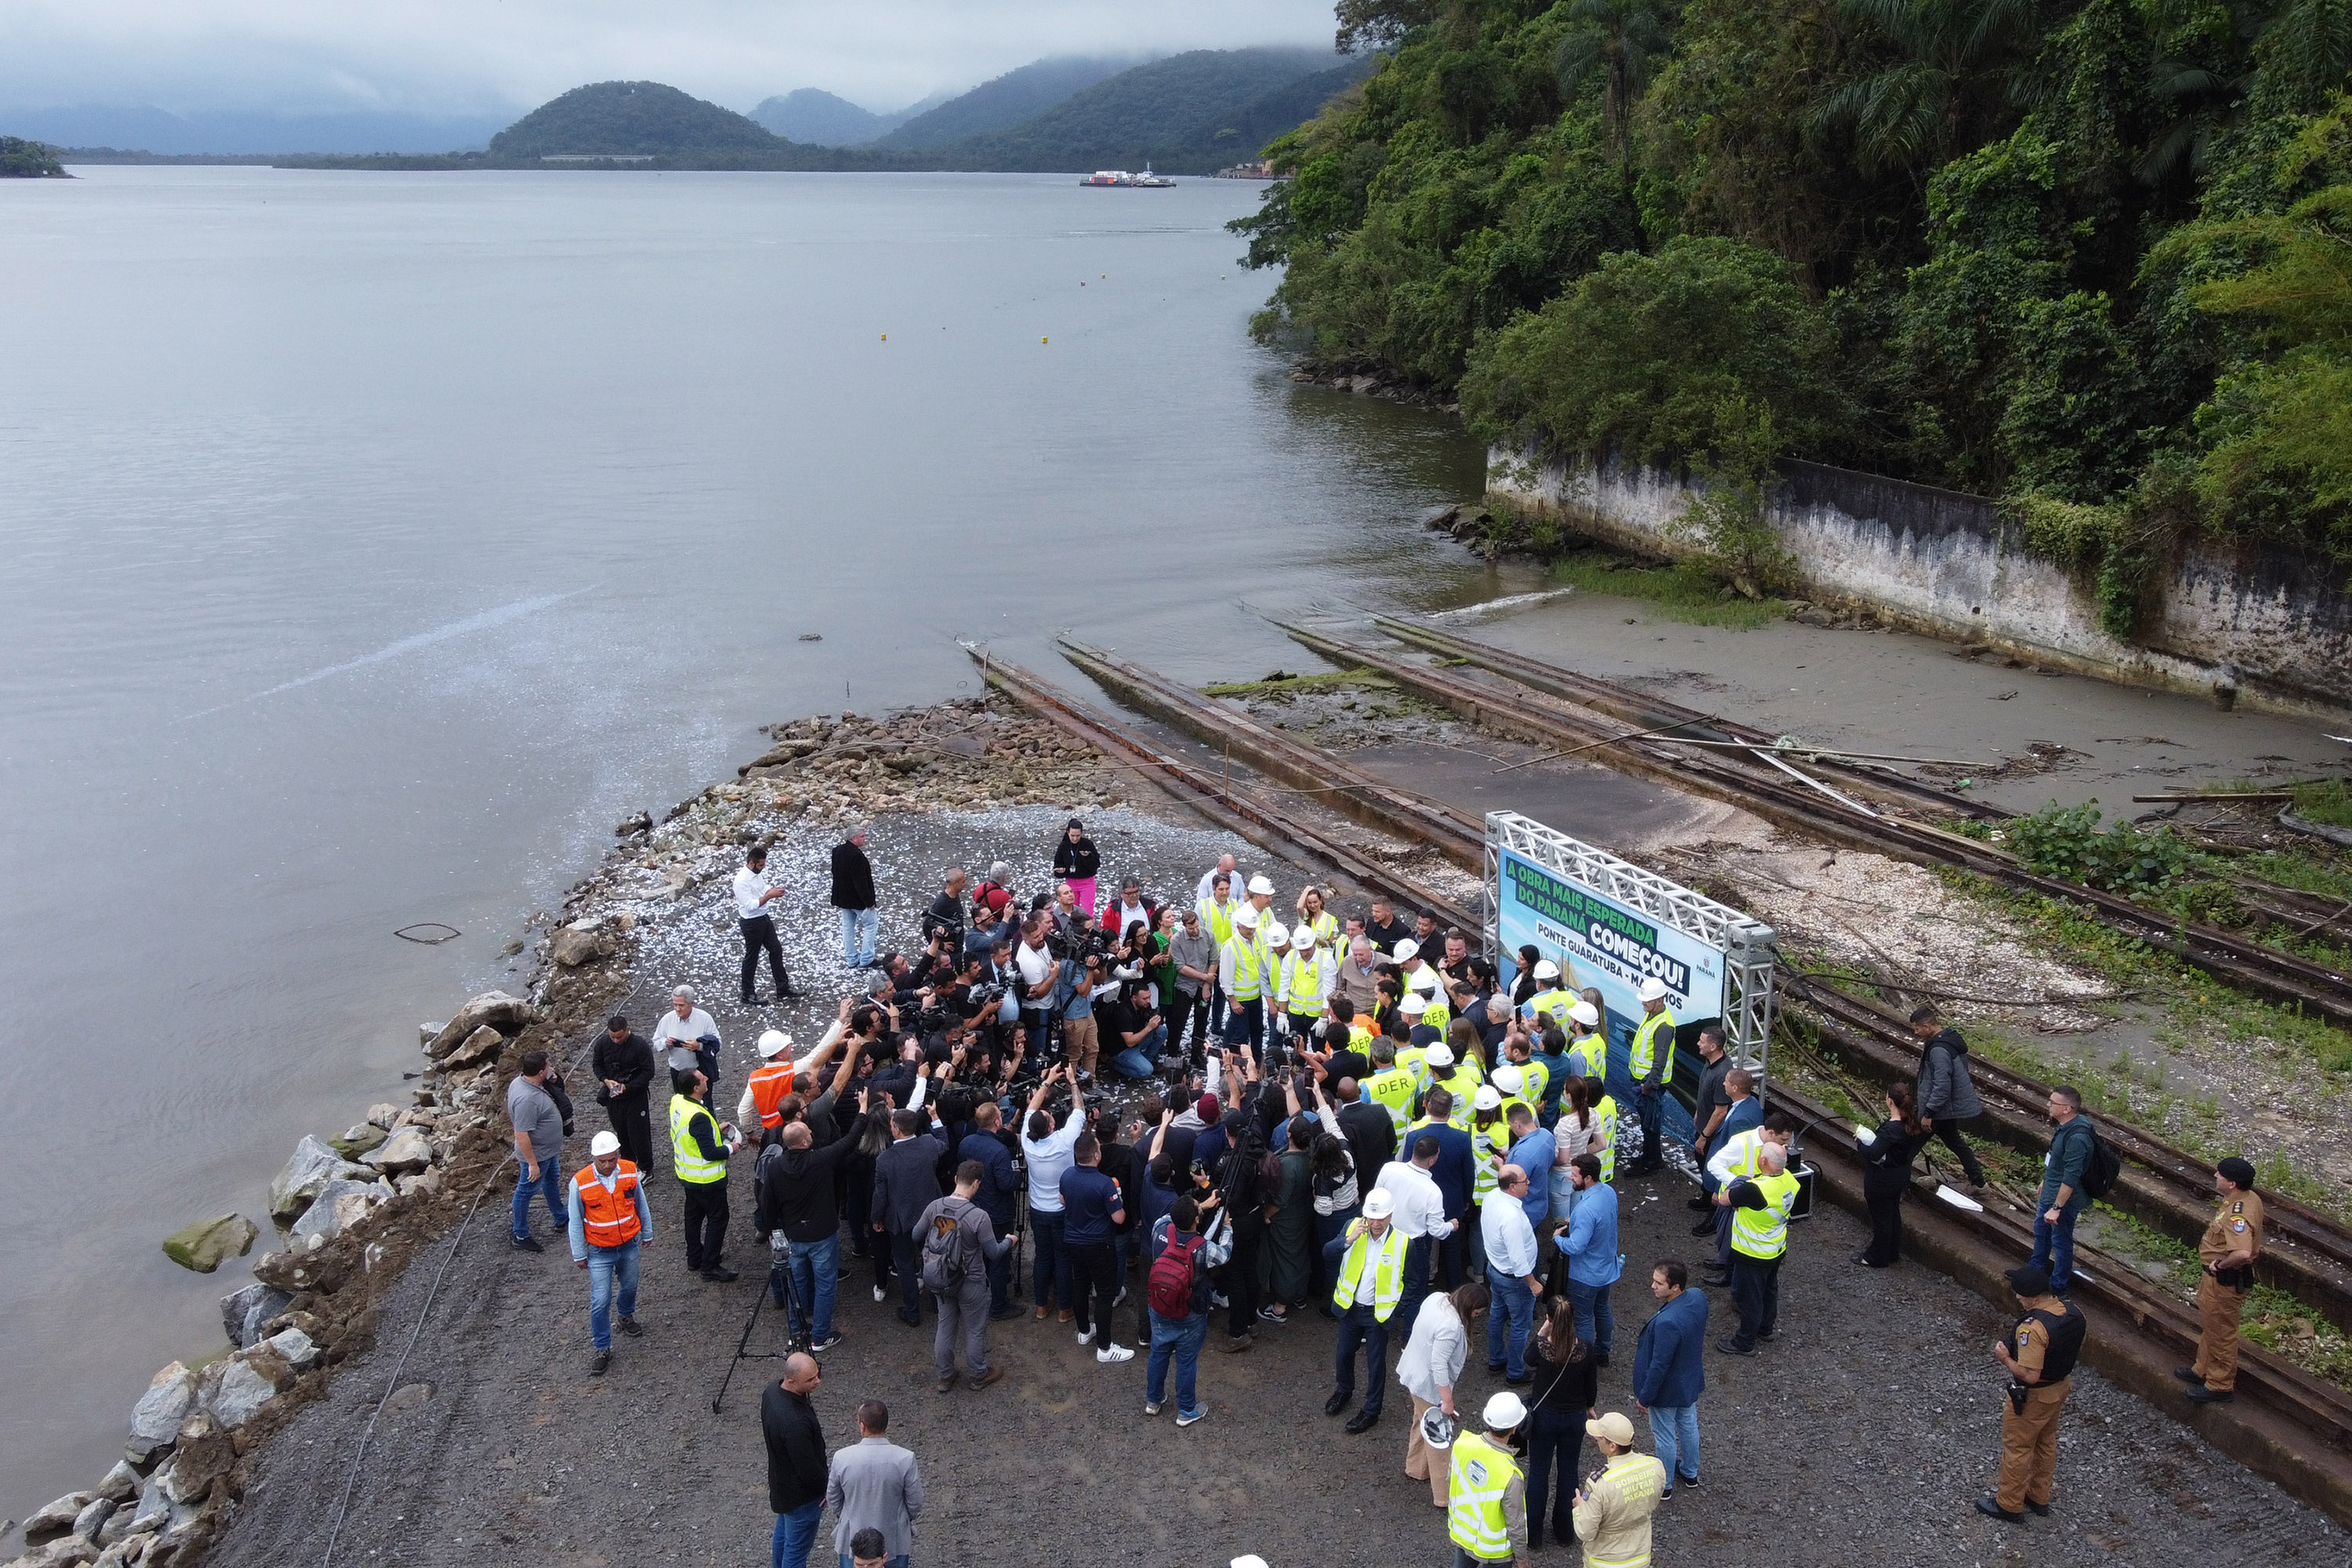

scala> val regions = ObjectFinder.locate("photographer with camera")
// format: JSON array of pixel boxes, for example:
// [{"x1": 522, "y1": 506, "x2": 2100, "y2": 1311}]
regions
[{"x1": 756, "y1": 1086, "x2": 873, "y2": 1352}]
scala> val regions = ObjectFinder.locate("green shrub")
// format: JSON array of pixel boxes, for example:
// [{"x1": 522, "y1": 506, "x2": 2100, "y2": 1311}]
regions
[{"x1": 2004, "y1": 801, "x2": 2193, "y2": 890}]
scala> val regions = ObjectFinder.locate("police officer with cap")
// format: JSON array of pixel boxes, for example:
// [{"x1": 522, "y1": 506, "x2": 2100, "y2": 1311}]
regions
[
  {"x1": 2180, "y1": 1156, "x2": 2264, "y2": 1404},
  {"x1": 1448, "y1": 1390, "x2": 1531, "y2": 1568},
  {"x1": 1978, "y1": 1262, "x2": 2085, "y2": 1523}
]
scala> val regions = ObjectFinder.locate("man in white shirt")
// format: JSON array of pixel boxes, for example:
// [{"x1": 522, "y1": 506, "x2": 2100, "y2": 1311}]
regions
[
  {"x1": 1013, "y1": 913, "x2": 1059, "y2": 1060},
  {"x1": 1018, "y1": 1065, "x2": 1087, "y2": 1322},
  {"x1": 1194, "y1": 853, "x2": 1243, "y2": 908},
  {"x1": 1376, "y1": 1134, "x2": 1457, "y2": 1334},
  {"x1": 1481, "y1": 1163, "x2": 1544, "y2": 1380},
  {"x1": 652, "y1": 985, "x2": 720, "y2": 1092},
  {"x1": 733, "y1": 847, "x2": 797, "y2": 1006}
]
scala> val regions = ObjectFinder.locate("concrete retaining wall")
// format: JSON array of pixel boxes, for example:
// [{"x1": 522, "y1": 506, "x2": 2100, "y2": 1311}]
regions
[{"x1": 1488, "y1": 448, "x2": 2352, "y2": 720}]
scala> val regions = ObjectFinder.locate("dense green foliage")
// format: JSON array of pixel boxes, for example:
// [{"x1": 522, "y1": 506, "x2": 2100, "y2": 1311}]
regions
[
  {"x1": 0, "y1": 136, "x2": 67, "y2": 176},
  {"x1": 488, "y1": 82, "x2": 778, "y2": 158},
  {"x1": 1236, "y1": 0, "x2": 2352, "y2": 564},
  {"x1": 2004, "y1": 801, "x2": 2194, "y2": 889}
]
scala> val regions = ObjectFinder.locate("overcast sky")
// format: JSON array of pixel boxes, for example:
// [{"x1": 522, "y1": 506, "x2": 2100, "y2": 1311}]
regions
[{"x1": 0, "y1": 0, "x2": 1345, "y2": 115}]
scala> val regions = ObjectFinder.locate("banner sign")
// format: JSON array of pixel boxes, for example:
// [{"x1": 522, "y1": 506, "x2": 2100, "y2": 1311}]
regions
[{"x1": 1497, "y1": 843, "x2": 1726, "y2": 1144}]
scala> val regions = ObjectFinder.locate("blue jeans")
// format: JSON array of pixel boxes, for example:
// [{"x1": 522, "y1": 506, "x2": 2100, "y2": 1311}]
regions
[
  {"x1": 1030, "y1": 1207, "x2": 1072, "y2": 1308},
  {"x1": 985, "y1": 1244, "x2": 1013, "y2": 1315},
  {"x1": 2031, "y1": 1204, "x2": 2080, "y2": 1291},
  {"x1": 1635, "y1": 1086, "x2": 1663, "y2": 1169},
  {"x1": 1648, "y1": 1403, "x2": 1700, "y2": 1483},
  {"x1": 1488, "y1": 1272, "x2": 1534, "y2": 1377},
  {"x1": 513, "y1": 1160, "x2": 566, "y2": 1240},
  {"x1": 839, "y1": 906, "x2": 877, "y2": 967},
  {"x1": 837, "y1": 1557, "x2": 905, "y2": 1568},
  {"x1": 786, "y1": 1232, "x2": 840, "y2": 1341},
  {"x1": 1147, "y1": 1309, "x2": 1207, "y2": 1416},
  {"x1": 1566, "y1": 1276, "x2": 1614, "y2": 1356},
  {"x1": 771, "y1": 1498, "x2": 821, "y2": 1568},
  {"x1": 586, "y1": 1238, "x2": 640, "y2": 1349}
]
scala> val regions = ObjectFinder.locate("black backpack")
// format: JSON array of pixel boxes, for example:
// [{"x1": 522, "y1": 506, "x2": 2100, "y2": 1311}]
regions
[
  {"x1": 919, "y1": 1206, "x2": 967, "y2": 1293},
  {"x1": 2078, "y1": 1123, "x2": 2122, "y2": 1200}
]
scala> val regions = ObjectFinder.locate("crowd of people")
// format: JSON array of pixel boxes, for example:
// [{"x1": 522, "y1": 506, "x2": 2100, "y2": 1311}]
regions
[{"x1": 509, "y1": 820, "x2": 2273, "y2": 1566}]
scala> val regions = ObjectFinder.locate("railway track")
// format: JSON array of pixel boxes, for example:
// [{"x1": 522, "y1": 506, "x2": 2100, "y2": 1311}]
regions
[
  {"x1": 1277, "y1": 616, "x2": 2352, "y2": 1030},
  {"x1": 1786, "y1": 976, "x2": 2352, "y2": 1331},
  {"x1": 967, "y1": 632, "x2": 2352, "y2": 1504}
]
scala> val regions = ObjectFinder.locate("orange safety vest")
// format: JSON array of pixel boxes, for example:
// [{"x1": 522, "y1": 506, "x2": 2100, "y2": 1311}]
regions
[
  {"x1": 748, "y1": 1059, "x2": 797, "y2": 1129},
  {"x1": 574, "y1": 1161, "x2": 643, "y2": 1247}
]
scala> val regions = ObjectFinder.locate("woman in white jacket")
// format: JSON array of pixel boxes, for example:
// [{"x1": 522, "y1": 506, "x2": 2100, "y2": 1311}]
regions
[{"x1": 1396, "y1": 1279, "x2": 1490, "y2": 1507}]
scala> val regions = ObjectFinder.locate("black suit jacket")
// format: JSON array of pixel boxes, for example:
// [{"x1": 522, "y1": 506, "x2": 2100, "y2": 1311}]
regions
[
  {"x1": 1338, "y1": 1100, "x2": 1398, "y2": 1185},
  {"x1": 872, "y1": 1132, "x2": 946, "y2": 1235}
]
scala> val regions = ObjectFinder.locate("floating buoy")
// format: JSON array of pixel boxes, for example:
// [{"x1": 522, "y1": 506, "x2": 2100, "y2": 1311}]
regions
[
  {"x1": 880, "y1": 333, "x2": 887, "y2": 340},
  {"x1": 1041, "y1": 336, "x2": 1048, "y2": 343}
]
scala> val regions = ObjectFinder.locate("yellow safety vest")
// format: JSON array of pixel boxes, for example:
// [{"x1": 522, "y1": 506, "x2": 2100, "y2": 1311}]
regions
[
  {"x1": 668, "y1": 1095, "x2": 727, "y2": 1185},
  {"x1": 1348, "y1": 1021, "x2": 1377, "y2": 1053},
  {"x1": 1421, "y1": 1067, "x2": 1480, "y2": 1130},
  {"x1": 1715, "y1": 1127, "x2": 1769, "y2": 1182},
  {"x1": 1200, "y1": 897, "x2": 1236, "y2": 946},
  {"x1": 1512, "y1": 1060, "x2": 1549, "y2": 1112},
  {"x1": 1303, "y1": 909, "x2": 1339, "y2": 946},
  {"x1": 1594, "y1": 1095, "x2": 1619, "y2": 1183},
  {"x1": 1582, "y1": 1453, "x2": 1668, "y2": 1567},
  {"x1": 1628, "y1": 1007, "x2": 1676, "y2": 1083},
  {"x1": 1566, "y1": 1033, "x2": 1606, "y2": 1083},
  {"x1": 1225, "y1": 933, "x2": 1262, "y2": 1001},
  {"x1": 1415, "y1": 980, "x2": 1452, "y2": 1033},
  {"x1": 1330, "y1": 1222, "x2": 1406, "y2": 1320},
  {"x1": 1397, "y1": 1044, "x2": 1428, "y2": 1079},
  {"x1": 1527, "y1": 987, "x2": 1574, "y2": 1025},
  {"x1": 1472, "y1": 1118, "x2": 1509, "y2": 1202},
  {"x1": 1446, "y1": 1430, "x2": 1523, "y2": 1560},
  {"x1": 1366, "y1": 1066, "x2": 1417, "y2": 1132},
  {"x1": 1283, "y1": 952, "x2": 1326, "y2": 1013},
  {"x1": 1730, "y1": 1168, "x2": 1801, "y2": 1260}
]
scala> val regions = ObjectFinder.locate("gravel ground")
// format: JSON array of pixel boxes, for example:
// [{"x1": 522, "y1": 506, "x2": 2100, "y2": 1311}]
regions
[{"x1": 205, "y1": 773, "x2": 2344, "y2": 1568}]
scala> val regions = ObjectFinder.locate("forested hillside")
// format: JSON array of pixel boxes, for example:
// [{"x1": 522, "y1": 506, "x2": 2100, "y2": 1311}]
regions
[{"x1": 1235, "y1": 0, "x2": 2352, "y2": 593}]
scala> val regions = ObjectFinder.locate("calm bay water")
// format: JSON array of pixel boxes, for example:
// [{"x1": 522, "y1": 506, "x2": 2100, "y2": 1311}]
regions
[{"x1": 0, "y1": 166, "x2": 1485, "y2": 1512}]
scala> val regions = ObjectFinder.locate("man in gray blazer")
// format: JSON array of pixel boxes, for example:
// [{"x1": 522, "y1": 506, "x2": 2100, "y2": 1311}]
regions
[{"x1": 826, "y1": 1399, "x2": 924, "y2": 1567}]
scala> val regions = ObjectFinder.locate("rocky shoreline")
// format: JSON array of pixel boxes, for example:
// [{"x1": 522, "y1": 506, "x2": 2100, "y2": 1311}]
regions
[{"x1": 2, "y1": 696, "x2": 1123, "y2": 1568}]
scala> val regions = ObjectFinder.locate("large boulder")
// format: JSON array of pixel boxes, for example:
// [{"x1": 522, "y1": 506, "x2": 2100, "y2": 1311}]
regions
[
  {"x1": 361, "y1": 1126, "x2": 434, "y2": 1174},
  {"x1": 261, "y1": 1327, "x2": 318, "y2": 1370},
  {"x1": 426, "y1": 991, "x2": 535, "y2": 1058},
  {"x1": 9, "y1": 1538, "x2": 98, "y2": 1568},
  {"x1": 438, "y1": 1025, "x2": 506, "y2": 1072},
  {"x1": 71, "y1": 1497, "x2": 115, "y2": 1544},
  {"x1": 289, "y1": 1179, "x2": 379, "y2": 1241},
  {"x1": 22, "y1": 1491, "x2": 94, "y2": 1544},
  {"x1": 267, "y1": 1136, "x2": 371, "y2": 1219},
  {"x1": 327, "y1": 1122, "x2": 387, "y2": 1160},
  {"x1": 160, "y1": 1214, "x2": 256, "y2": 1274},
  {"x1": 549, "y1": 922, "x2": 615, "y2": 967},
  {"x1": 95, "y1": 1461, "x2": 141, "y2": 1505},
  {"x1": 125, "y1": 1364, "x2": 194, "y2": 1461},
  {"x1": 218, "y1": 1283, "x2": 293, "y2": 1349},
  {"x1": 124, "y1": 1467, "x2": 176, "y2": 1535},
  {"x1": 198, "y1": 1355, "x2": 281, "y2": 1431}
]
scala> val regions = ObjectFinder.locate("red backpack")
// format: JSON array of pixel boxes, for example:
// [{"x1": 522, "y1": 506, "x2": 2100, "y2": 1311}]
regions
[{"x1": 1148, "y1": 1227, "x2": 1207, "y2": 1319}]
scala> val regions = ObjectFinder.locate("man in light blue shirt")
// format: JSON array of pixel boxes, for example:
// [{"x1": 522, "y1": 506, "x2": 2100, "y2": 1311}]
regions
[
  {"x1": 1504, "y1": 1104, "x2": 1555, "y2": 1233},
  {"x1": 1555, "y1": 1153, "x2": 1623, "y2": 1361},
  {"x1": 1480, "y1": 1164, "x2": 1543, "y2": 1380}
]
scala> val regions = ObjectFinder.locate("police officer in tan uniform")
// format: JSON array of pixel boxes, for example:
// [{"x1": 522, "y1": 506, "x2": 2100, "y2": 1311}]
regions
[
  {"x1": 2180, "y1": 1156, "x2": 2264, "y2": 1405},
  {"x1": 1976, "y1": 1264, "x2": 2085, "y2": 1523}
]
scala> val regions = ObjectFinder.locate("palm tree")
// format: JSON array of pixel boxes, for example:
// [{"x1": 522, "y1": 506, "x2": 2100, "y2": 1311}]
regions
[
  {"x1": 1555, "y1": 0, "x2": 1675, "y2": 176},
  {"x1": 1811, "y1": 0, "x2": 2042, "y2": 173}
]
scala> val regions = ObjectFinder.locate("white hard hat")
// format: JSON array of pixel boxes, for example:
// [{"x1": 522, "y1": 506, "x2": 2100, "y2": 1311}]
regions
[
  {"x1": 1233, "y1": 905, "x2": 1259, "y2": 930},
  {"x1": 1424, "y1": 1042, "x2": 1454, "y2": 1068},
  {"x1": 1293, "y1": 924, "x2": 1319, "y2": 946},
  {"x1": 1399, "y1": 991, "x2": 1428, "y2": 1016},
  {"x1": 1473, "y1": 1085, "x2": 1502, "y2": 1111},
  {"x1": 1263, "y1": 922, "x2": 1290, "y2": 949},
  {"x1": 1363, "y1": 1189, "x2": 1395, "y2": 1219},
  {"x1": 1484, "y1": 1391, "x2": 1528, "y2": 1429},
  {"x1": 1493, "y1": 1065, "x2": 1524, "y2": 1095},
  {"x1": 1410, "y1": 969, "x2": 1440, "y2": 993},
  {"x1": 1570, "y1": 1001, "x2": 1601, "y2": 1028},
  {"x1": 1247, "y1": 874, "x2": 1276, "y2": 897},
  {"x1": 1639, "y1": 977, "x2": 1669, "y2": 1003},
  {"x1": 757, "y1": 1029, "x2": 792, "y2": 1059},
  {"x1": 1532, "y1": 959, "x2": 1560, "y2": 981},
  {"x1": 1419, "y1": 1405, "x2": 1457, "y2": 1450},
  {"x1": 589, "y1": 1131, "x2": 622, "y2": 1157},
  {"x1": 1390, "y1": 938, "x2": 1420, "y2": 963}
]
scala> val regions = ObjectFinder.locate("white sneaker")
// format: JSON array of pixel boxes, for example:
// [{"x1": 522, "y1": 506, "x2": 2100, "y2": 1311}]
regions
[
  {"x1": 1175, "y1": 1406, "x2": 1207, "y2": 1427},
  {"x1": 1096, "y1": 1343, "x2": 1135, "y2": 1363},
  {"x1": 1076, "y1": 1328, "x2": 1094, "y2": 1346},
  {"x1": 1144, "y1": 1400, "x2": 1163, "y2": 1417},
  {"x1": 1114, "y1": 1287, "x2": 1129, "y2": 1306},
  {"x1": 873, "y1": 1285, "x2": 886, "y2": 1303}
]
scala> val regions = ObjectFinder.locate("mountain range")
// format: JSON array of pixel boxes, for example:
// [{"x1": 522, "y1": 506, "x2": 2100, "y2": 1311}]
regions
[{"x1": 20, "y1": 46, "x2": 1367, "y2": 172}]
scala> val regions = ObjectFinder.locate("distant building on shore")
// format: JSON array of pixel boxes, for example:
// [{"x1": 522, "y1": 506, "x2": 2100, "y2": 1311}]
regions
[{"x1": 1214, "y1": 159, "x2": 1279, "y2": 180}]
